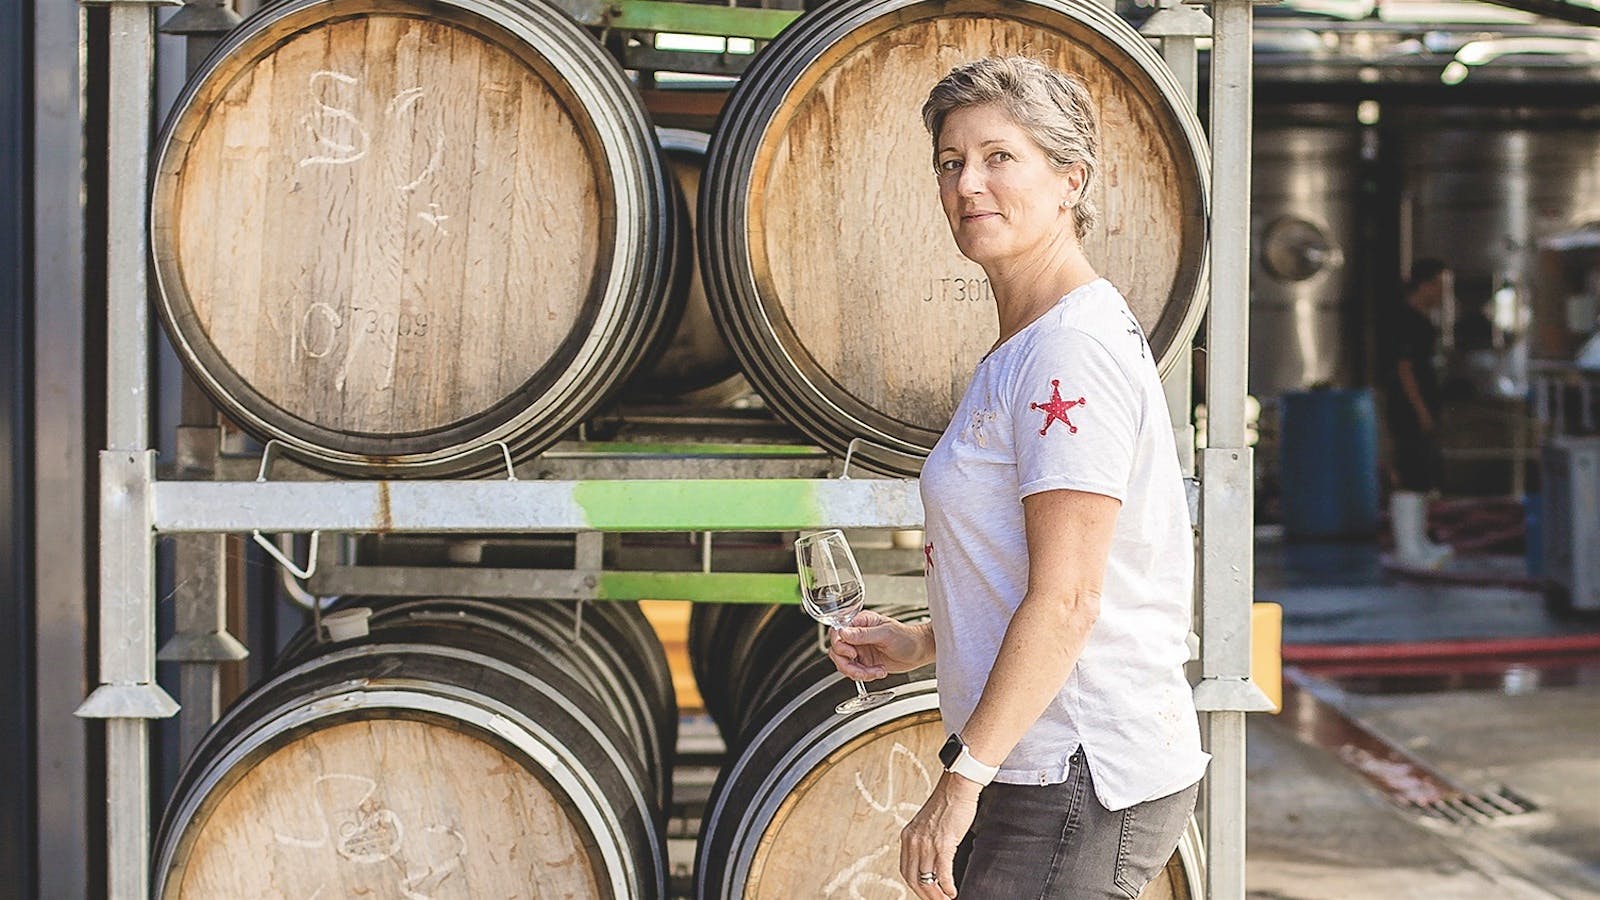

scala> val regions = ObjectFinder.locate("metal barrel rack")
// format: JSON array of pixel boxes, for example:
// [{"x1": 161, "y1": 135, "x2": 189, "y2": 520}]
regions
[{"x1": 77, "y1": 0, "x2": 1273, "y2": 897}]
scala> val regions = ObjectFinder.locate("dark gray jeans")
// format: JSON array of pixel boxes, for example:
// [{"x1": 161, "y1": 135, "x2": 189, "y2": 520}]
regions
[{"x1": 952, "y1": 748, "x2": 1198, "y2": 899}]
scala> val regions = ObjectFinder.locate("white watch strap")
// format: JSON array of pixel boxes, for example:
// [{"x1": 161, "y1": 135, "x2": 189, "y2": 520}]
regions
[{"x1": 947, "y1": 746, "x2": 999, "y2": 786}]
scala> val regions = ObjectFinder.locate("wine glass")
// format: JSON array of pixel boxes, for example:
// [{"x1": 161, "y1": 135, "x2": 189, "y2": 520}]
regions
[{"x1": 794, "y1": 529, "x2": 896, "y2": 714}]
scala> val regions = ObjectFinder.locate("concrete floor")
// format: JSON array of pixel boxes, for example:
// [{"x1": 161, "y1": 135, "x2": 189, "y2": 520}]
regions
[
  {"x1": 1255, "y1": 533, "x2": 1595, "y2": 646},
  {"x1": 1245, "y1": 531, "x2": 1600, "y2": 900},
  {"x1": 1247, "y1": 685, "x2": 1600, "y2": 899}
]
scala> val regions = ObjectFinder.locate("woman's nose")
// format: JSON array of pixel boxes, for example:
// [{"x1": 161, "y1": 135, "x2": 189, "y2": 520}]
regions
[{"x1": 956, "y1": 163, "x2": 985, "y2": 196}]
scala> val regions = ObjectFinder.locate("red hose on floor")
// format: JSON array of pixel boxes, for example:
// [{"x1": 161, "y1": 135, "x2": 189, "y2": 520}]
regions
[{"x1": 1283, "y1": 632, "x2": 1600, "y2": 663}]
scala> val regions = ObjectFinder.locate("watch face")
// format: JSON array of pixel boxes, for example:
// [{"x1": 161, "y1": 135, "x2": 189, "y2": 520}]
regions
[{"x1": 939, "y1": 733, "x2": 962, "y2": 769}]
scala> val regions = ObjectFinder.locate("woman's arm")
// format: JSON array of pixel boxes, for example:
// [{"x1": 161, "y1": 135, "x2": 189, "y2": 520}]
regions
[
  {"x1": 956, "y1": 486, "x2": 1116, "y2": 774},
  {"x1": 897, "y1": 487, "x2": 1118, "y2": 895}
]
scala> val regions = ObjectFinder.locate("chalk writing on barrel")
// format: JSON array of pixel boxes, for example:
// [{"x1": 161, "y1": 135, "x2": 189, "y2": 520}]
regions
[
  {"x1": 271, "y1": 772, "x2": 469, "y2": 899},
  {"x1": 297, "y1": 70, "x2": 449, "y2": 200},
  {"x1": 298, "y1": 72, "x2": 369, "y2": 167},
  {"x1": 819, "y1": 742, "x2": 934, "y2": 899},
  {"x1": 289, "y1": 302, "x2": 430, "y2": 366}
]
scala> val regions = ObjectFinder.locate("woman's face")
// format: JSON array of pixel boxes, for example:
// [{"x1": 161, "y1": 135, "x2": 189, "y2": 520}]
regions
[{"x1": 935, "y1": 103, "x2": 1083, "y2": 269}]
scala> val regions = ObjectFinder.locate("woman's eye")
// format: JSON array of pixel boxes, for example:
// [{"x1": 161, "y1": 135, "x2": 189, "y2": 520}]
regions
[
  {"x1": 939, "y1": 159, "x2": 962, "y2": 173},
  {"x1": 992, "y1": 151, "x2": 1013, "y2": 163}
]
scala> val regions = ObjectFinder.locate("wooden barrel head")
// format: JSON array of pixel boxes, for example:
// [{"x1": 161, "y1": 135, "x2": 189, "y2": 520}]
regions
[
  {"x1": 745, "y1": 711, "x2": 945, "y2": 896},
  {"x1": 168, "y1": 719, "x2": 603, "y2": 899},
  {"x1": 159, "y1": 5, "x2": 603, "y2": 435},
  {"x1": 153, "y1": 0, "x2": 674, "y2": 473},
  {"x1": 741, "y1": 708, "x2": 1194, "y2": 898},
  {"x1": 706, "y1": 0, "x2": 1208, "y2": 473}
]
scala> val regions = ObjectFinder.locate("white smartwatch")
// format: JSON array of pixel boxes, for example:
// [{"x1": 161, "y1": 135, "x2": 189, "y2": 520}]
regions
[{"x1": 939, "y1": 733, "x2": 999, "y2": 786}]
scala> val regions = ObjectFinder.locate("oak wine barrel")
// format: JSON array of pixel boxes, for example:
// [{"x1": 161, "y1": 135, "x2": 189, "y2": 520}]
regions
[
  {"x1": 151, "y1": 0, "x2": 682, "y2": 476},
  {"x1": 687, "y1": 601, "x2": 816, "y2": 742},
  {"x1": 628, "y1": 128, "x2": 750, "y2": 406},
  {"x1": 691, "y1": 602, "x2": 1204, "y2": 898},
  {"x1": 700, "y1": 0, "x2": 1210, "y2": 475},
  {"x1": 154, "y1": 598, "x2": 671, "y2": 898},
  {"x1": 279, "y1": 596, "x2": 679, "y2": 811}
]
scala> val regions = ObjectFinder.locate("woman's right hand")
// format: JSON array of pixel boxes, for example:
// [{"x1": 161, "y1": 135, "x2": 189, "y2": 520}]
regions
[{"x1": 828, "y1": 610, "x2": 936, "y2": 681}]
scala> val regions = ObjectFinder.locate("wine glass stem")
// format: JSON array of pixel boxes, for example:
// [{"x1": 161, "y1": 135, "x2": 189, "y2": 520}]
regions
[{"x1": 854, "y1": 680, "x2": 869, "y2": 699}]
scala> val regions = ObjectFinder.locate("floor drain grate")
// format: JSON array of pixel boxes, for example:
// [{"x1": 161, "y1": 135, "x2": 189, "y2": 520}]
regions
[
  {"x1": 1414, "y1": 785, "x2": 1539, "y2": 824},
  {"x1": 1283, "y1": 670, "x2": 1542, "y2": 827}
]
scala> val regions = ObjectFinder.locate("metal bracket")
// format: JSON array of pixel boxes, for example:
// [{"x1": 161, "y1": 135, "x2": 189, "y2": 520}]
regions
[
  {"x1": 281, "y1": 559, "x2": 338, "y2": 611},
  {"x1": 423, "y1": 440, "x2": 518, "y2": 480},
  {"x1": 157, "y1": 631, "x2": 249, "y2": 663},
  {"x1": 254, "y1": 439, "x2": 286, "y2": 482},
  {"x1": 839, "y1": 437, "x2": 867, "y2": 479},
  {"x1": 76, "y1": 684, "x2": 180, "y2": 719},
  {"x1": 1193, "y1": 676, "x2": 1278, "y2": 712},
  {"x1": 838, "y1": 436, "x2": 922, "y2": 479},
  {"x1": 252, "y1": 529, "x2": 320, "y2": 581},
  {"x1": 159, "y1": 2, "x2": 241, "y2": 33},
  {"x1": 257, "y1": 438, "x2": 517, "y2": 481},
  {"x1": 1199, "y1": 446, "x2": 1255, "y2": 681},
  {"x1": 280, "y1": 533, "x2": 341, "y2": 612},
  {"x1": 487, "y1": 441, "x2": 517, "y2": 481},
  {"x1": 572, "y1": 532, "x2": 605, "y2": 643}
]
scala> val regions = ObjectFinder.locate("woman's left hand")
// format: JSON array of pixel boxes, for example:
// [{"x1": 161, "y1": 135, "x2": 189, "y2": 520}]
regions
[{"x1": 900, "y1": 773, "x2": 980, "y2": 898}]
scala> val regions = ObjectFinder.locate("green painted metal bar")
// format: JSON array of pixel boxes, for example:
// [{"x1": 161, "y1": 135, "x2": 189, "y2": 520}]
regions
[
  {"x1": 154, "y1": 478, "x2": 925, "y2": 533},
  {"x1": 599, "y1": 571, "x2": 800, "y2": 603},
  {"x1": 573, "y1": 478, "x2": 826, "y2": 530},
  {"x1": 308, "y1": 565, "x2": 929, "y2": 605},
  {"x1": 608, "y1": 0, "x2": 801, "y2": 39}
]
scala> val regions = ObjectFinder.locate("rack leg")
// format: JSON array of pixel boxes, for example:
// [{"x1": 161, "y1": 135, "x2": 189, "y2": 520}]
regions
[
  {"x1": 77, "y1": 452, "x2": 178, "y2": 899},
  {"x1": 105, "y1": 720, "x2": 153, "y2": 899},
  {"x1": 162, "y1": 419, "x2": 250, "y2": 761},
  {"x1": 79, "y1": 4, "x2": 177, "y2": 896},
  {"x1": 1202, "y1": 711, "x2": 1247, "y2": 900},
  {"x1": 1200, "y1": 0, "x2": 1257, "y2": 897},
  {"x1": 161, "y1": 530, "x2": 249, "y2": 761}
]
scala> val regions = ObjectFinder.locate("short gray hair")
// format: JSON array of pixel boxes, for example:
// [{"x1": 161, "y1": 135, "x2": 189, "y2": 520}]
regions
[{"x1": 922, "y1": 56, "x2": 1100, "y2": 240}]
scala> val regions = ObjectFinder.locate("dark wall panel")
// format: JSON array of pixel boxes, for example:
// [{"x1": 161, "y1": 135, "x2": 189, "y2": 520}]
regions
[{"x1": 1, "y1": 0, "x2": 37, "y2": 893}]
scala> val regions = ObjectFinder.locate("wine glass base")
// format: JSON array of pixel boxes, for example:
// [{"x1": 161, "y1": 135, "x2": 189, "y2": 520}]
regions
[{"x1": 835, "y1": 689, "x2": 896, "y2": 715}]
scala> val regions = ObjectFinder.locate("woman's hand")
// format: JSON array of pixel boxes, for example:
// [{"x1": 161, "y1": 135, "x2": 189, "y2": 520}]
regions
[
  {"x1": 900, "y1": 773, "x2": 980, "y2": 898},
  {"x1": 827, "y1": 609, "x2": 935, "y2": 680}
]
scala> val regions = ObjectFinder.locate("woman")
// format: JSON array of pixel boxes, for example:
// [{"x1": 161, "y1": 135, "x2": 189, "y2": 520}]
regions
[{"x1": 828, "y1": 56, "x2": 1208, "y2": 899}]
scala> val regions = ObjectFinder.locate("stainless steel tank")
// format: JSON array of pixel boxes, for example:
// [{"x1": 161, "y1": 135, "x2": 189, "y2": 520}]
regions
[
  {"x1": 1405, "y1": 119, "x2": 1600, "y2": 392},
  {"x1": 1250, "y1": 123, "x2": 1362, "y2": 397}
]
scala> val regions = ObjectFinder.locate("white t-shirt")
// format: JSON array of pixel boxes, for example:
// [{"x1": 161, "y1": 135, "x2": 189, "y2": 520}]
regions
[{"x1": 920, "y1": 277, "x2": 1209, "y2": 811}]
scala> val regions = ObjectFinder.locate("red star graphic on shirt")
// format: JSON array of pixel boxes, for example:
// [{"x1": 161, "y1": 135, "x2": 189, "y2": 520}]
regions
[
  {"x1": 1029, "y1": 379, "x2": 1085, "y2": 436},
  {"x1": 924, "y1": 542, "x2": 934, "y2": 572}
]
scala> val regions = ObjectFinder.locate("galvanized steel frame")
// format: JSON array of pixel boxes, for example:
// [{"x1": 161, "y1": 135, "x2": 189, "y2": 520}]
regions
[
  {"x1": 1198, "y1": 5, "x2": 1279, "y2": 900},
  {"x1": 86, "y1": 1, "x2": 1270, "y2": 897}
]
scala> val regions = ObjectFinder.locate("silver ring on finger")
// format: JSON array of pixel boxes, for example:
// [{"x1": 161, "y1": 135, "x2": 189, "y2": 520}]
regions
[{"x1": 918, "y1": 872, "x2": 938, "y2": 885}]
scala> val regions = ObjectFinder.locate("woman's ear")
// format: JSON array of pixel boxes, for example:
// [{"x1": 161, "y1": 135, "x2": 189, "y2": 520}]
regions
[{"x1": 1061, "y1": 162, "x2": 1088, "y2": 207}]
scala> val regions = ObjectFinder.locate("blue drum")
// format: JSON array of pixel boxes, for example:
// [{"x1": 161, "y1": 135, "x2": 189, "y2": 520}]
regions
[{"x1": 1279, "y1": 388, "x2": 1380, "y2": 539}]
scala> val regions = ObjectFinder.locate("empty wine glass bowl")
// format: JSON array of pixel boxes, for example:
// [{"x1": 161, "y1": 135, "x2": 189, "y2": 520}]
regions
[{"x1": 794, "y1": 529, "x2": 897, "y2": 715}]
